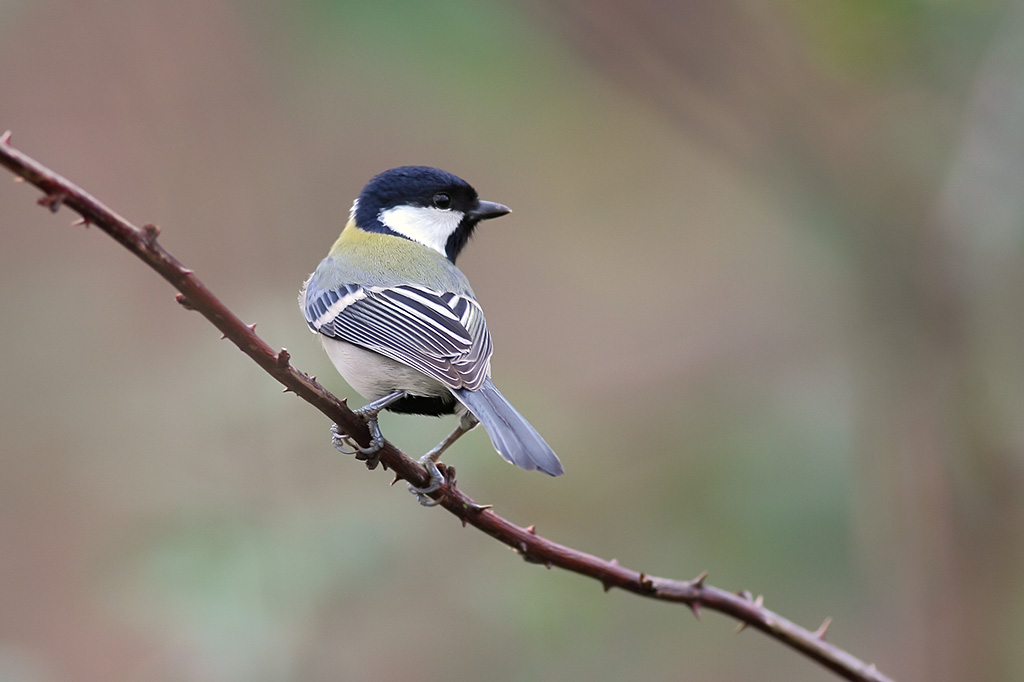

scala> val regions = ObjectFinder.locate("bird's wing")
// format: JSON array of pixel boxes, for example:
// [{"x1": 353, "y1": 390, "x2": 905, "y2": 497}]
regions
[{"x1": 305, "y1": 283, "x2": 492, "y2": 391}]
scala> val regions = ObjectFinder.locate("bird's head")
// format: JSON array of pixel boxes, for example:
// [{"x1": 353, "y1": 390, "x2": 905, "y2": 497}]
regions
[{"x1": 351, "y1": 166, "x2": 510, "y2": 263}]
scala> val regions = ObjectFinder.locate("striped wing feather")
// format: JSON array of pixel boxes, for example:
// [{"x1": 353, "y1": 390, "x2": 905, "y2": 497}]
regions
[{"x1": 305, "y1": 283, "x2": 492, "y2": 391}]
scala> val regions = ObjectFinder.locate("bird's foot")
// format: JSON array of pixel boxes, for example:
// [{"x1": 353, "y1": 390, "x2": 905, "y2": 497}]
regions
[
  {"x1": 330, "y1": 416, "x2": 384, "y2": 457},
  {"x1": 330, "y1": 423, "x2": 359, "y2": 455},
  {"x1": 404, "y1": 412, "x2": 478, "y2": 506},
  {"x1": 407, "y1": 456, "x2": 445, "y2": 507},
  {"x1": 350, "y1": 405, "x2": 387, "y2": 455},
  {"x1": 330, "y1": 422, "x2": 384, "y2": 469},
  {"x1": 329, "y1": 391, "x2": 408, "y2": 460}
]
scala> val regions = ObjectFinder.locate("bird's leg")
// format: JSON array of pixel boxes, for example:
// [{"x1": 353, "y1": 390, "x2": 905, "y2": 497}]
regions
[
  {"x1": 331, "y1": 390, "x2": 407, "y2": 457},
  {"x1": 408, "y1": 412, "x2": 479, "y2": 506},
  {"x1": 423, "y1": 411, "x2": 479, "y2": 464}
]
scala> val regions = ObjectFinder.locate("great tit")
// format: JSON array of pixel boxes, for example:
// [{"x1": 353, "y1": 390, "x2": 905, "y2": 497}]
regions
[{"x1": 301, "y1": 166, "x2": 563, "y2": 501}]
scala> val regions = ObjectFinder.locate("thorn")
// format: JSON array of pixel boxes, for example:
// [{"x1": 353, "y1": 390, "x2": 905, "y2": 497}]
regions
[
  {"x1": 37, "y1": 193, "x2": 64, "y2": 212},
  {"x1": 175, "y1": 293, "x2": 196, "y2": 311},
  {"x1": 609, "y1": 557, "x2": 619, "y2": 566},
  {"x1": 468, "y1": 502, "x2": 492, "y2": 512},
  {"x1": 281, "y1": 386, "x2": 292, "y2": 394},
  {"x1": 525, "y1": 524, "x2": 536, "y2": 534},
  {"x1": 461, "y1": 516, "x2": 469, "y2": 528},
  {"x1": 390, "y1": 474, "x2": 401, "y2": 486},
  {"x1": 734, "y1": 621, "x2": 749, "y2": 634},
  {"x1": 601, "y1": 578, "x2": 614, "y2": 592},
  {"x1": 13, "y1": 176, "x2": 24, "y2": 183},
  {"x1": 814, "y1": 617, "x2": 832, "y2": 640},
  {"x1": 638, "y1": 573, "x2": 655, "y2": 593},
  {"x1": 247, "y1": 323, "x2": 257, "y2": 333},
  {"x1": 0, "y1": 130, "x2": 11, "y2": 145},
  {"x1": 753, "y1": 594, "x2": 764, "y2": 608},
  {"x1": 220, "y1": 332, "x2": 228, "y2": 340},
  {"x1": 690, "y1": 570, "x2": 709, "y2": 588},
  {"x1": 276, "y1": 348, "x2": 291, "y2": 368},
  {"x1": 687, "y1": 600, "x2": 701, "y2": 620},
  {"x1": 518, "y1": 541, "x2": 529, "y2": 555},
  {"x1": 141, "y1": 223, "x2": 161, "y2": 245},
  {"x1": 71, "y1": 216, "x2": 89, "y2": 227}
]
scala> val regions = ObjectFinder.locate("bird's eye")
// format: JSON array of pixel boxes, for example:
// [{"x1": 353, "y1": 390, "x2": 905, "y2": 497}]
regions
[{"x1": 432, "y1": 192, "x2": 451, "y2": 209}]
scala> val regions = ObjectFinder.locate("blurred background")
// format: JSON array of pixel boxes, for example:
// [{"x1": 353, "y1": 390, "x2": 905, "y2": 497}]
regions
[{"x1": 1, "y1": 0, "x2": 1022, "y2": 680}]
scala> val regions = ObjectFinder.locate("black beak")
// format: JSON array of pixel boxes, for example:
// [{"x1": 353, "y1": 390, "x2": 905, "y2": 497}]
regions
[{"x1": 470, "y1": 200, "x2": 511, "y2": 221}]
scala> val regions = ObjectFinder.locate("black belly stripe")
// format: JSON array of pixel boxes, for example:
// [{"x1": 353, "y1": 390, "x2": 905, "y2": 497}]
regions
[{"x1": 387, "y1": 393, "x2": 458, "y2": 416}]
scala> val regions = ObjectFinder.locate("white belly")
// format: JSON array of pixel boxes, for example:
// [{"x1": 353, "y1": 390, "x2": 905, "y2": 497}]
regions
[{"x1": 321, "y1": 337, "x2": 450, "y2": 401}]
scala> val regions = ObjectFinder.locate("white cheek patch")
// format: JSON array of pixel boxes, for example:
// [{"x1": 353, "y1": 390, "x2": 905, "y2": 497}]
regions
[{"x1": 379, "y1": 205, "x2": 464, "y2": 256}]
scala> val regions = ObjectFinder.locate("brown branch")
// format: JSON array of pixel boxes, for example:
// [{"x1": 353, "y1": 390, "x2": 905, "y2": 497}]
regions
[{"x1": 0, "y1": 131, "x2": 895, "y2": 682}]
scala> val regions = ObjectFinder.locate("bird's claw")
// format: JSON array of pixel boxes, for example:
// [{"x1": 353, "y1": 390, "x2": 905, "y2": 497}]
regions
[
  {"x1": 407, "y1": 457, "x2": 445, "y2": 507},
  {"x1": 351, "y1": 411, "x2": 385, "y2": 455},
  {"x1": 331, "y1": 403, "x2": 387, "y2": 450},
  {"x1": 330, "y1": 423, "x2": 359, "y2": 455},
  {"x1": 331, "y1": 390, "x2": 404, "y2": 459},
  {"x1": 330, "y1": 418, "x2": 384, "y2": 457}
]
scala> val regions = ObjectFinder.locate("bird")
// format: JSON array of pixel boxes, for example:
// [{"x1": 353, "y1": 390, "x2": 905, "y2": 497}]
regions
[{"x1": 300, "y1": 166, "x2": 563, "y2": 502}]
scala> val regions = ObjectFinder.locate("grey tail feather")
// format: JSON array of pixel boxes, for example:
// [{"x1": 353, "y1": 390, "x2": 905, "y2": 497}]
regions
[{"x1": 453, "y1": 379, "x2": 564, "y2": 477}]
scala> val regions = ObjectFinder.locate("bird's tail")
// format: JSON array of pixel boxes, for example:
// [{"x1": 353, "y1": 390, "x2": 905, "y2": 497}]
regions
[{"x1": 453, "y1": 378, "x2": 564, "y2": 477}]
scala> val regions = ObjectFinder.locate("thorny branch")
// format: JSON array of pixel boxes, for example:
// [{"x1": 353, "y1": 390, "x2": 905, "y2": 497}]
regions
[{"x1": 0, "y1": 132, "x2": 894, "y2": 682}]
